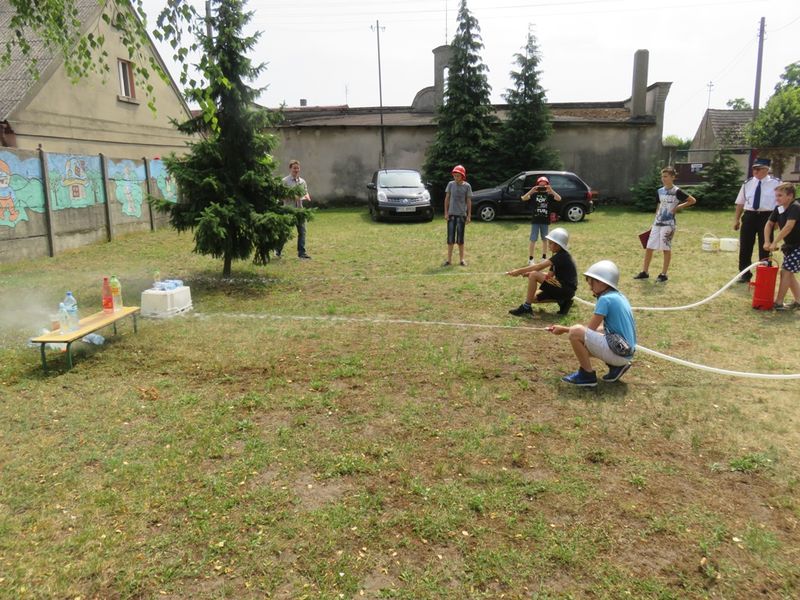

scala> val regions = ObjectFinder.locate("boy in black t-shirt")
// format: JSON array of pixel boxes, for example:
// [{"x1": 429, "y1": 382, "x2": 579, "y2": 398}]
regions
[
  {"x1": 521, "y1": 176, "x2": 561, "y2": 264},
  {"x1": 764, "y1": 182, "x2": 800, "y2": 309},
  {"x1": 507, "y1": 227, "x2": 577, "y2": 317}
]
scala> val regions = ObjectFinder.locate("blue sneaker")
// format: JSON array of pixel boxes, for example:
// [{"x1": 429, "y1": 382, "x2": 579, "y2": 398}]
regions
[
  {"x1": 602, "y1": 362, "x2": 631, "y2": 382},
  {"x1": 561, "y1": 368, "x2": 597, "y2": 387}
]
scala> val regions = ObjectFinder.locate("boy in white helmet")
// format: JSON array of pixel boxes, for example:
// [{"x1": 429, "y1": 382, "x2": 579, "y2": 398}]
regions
[
  {"x1": 506, "y1": 227, "x2": 577, "y2": 317},
  {"x1": 548, "y1": 260, "x2": 636, "y2": 387}
]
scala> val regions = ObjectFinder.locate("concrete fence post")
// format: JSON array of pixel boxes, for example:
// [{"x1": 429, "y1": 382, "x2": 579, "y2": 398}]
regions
[
  {"x1": 38, "y1": 147, "x2": 55, "y2": 257},
  {"x1": 99, "y1": 153, "x2": 114, "y2": 242}
]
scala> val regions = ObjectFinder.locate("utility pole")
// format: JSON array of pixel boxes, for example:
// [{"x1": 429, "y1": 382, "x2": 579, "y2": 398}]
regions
[
  {"x1": 371, "y1": 20, "x2": 386, "y2": 168},
  {"x1": 753, "y1": 17, "x2": 765, "y2": 117}
]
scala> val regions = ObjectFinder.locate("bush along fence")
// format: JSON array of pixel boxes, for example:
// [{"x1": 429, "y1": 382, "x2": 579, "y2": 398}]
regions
[{"x1": 0, "y1": 147, "x2": 178, "y2": 264}]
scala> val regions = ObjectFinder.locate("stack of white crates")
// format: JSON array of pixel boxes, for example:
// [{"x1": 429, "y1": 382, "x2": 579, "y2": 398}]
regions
[{"x1": 140, "y1": 283, "x2": 193, "y2": 318}]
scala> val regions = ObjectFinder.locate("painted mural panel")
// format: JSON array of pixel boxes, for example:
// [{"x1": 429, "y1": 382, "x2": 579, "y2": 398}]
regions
[
  {"x1": 108, "y1": 158, "x2": 147, "y2": 218},
  {"x1": 0, "y1": 150, "x2": 46, "y2": 228},
  {"x1": 46, "y1": 153, "x2": 104, "y2": 210},
  {"x1": 149, "y1": 159, "x2": 178, "y2": 203}
]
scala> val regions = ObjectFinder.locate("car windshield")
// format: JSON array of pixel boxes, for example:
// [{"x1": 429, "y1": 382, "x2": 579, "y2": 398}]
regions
[{"x1": 379, "y1": 171, "x2": 422, "y2": 188}]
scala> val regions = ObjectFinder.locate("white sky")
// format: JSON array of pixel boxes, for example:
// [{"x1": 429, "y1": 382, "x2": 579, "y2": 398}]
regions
[{"x1": 144, "y1": 0, "x2": 799, "y2": 140}]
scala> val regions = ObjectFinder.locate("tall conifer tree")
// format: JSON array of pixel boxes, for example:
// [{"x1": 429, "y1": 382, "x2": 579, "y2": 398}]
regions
[
  {"x1": 500, "y1": 32, "x2": 560, "y2": 175},
  {"x1": 155, "y1": 0, "x2": 299, "y2": 276},
  {"x1": 423, "y1": 0, "x2": 498, "y2": 200}
]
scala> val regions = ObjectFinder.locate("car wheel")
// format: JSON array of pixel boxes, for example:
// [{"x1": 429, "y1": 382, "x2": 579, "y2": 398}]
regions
[
  {"x1": 477, "y1": 203, "x2": 497, "y2": 222},
  {"x1": 563, "y1": 203, "x2": 585, "y2": 223},
  {"x1": 369, "y1": 204, "x2": 380, "y2": 222}
]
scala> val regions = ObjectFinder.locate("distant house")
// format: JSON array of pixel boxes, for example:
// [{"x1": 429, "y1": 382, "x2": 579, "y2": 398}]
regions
[
  {"x1": 271, "y1": 49, "x2": 671, "y2": 203},
  {"x1": 0, "y1": 0, "x2": 192, "y2": 158},
  {"x1": 687, "y1": 109, "x2": 754, "y2": 175},
  {"x1": 687, "y1": 109, "x2": 799, "y2": 183}
]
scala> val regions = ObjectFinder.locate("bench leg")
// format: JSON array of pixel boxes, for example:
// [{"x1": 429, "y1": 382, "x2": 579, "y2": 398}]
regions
[
  {"x1": 66, "y1": 342, "x2": 74, "y2": 370},
  {"x1": 113, "y1": 321, "x2": 118, "y2": 336},
  {"x1": 133, "y1": 313, "x2": 138, "y2": 333},
  {"x1": 39, "y1": 343, "x2": 48, "y2": 372}
]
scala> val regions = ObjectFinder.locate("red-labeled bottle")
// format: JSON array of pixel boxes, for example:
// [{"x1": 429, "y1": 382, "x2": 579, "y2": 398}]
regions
[{"x1": 102, "y1": 276, "x2": 114, "y2": 313}]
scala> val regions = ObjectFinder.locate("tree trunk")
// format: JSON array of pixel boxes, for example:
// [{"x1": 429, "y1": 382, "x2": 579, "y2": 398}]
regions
[{"x1": 223, "y1": 254, "x2": 232, "y2": 277}]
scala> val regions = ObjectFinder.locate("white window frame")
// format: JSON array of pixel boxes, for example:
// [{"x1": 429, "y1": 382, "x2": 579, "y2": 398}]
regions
[{"x1": 117, "y1": 59, "x2": 136, "y2": 100}]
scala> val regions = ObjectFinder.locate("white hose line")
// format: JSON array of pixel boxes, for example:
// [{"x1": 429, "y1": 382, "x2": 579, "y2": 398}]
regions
[
  {"x1": 199, "y1": 311, "x2": 800, "y2": 380},
  {"x1": 634, "y1": 344, "x2": 800, "y2": 380},
  {"x1": 574, "y1": 261, "x2": 768, "y2": 311}
]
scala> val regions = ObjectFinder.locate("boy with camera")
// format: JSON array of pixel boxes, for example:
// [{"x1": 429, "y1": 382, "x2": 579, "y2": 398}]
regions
[{"x1": 521, "y1": 176, "x2": 561, "y2": 265}]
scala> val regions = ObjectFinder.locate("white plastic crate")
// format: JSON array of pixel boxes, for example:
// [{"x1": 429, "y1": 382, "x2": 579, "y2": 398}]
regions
[{"x1": 140, "y1": 286, "x2": 193, "y2": 318}]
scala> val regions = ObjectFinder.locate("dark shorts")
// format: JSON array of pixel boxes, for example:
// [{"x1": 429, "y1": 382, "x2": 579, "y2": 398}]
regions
[
  {"x1": 447, "y1": 215, "x2": 466, "y2": 245},
  {"x1": 782, "y1": 246, "x2": 800, "y2": 273},
  {"x1": 536, "y1": 281, "x2": 575, "y2": 302}
]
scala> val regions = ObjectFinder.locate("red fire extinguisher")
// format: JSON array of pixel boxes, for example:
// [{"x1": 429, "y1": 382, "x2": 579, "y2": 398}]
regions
[{"x1": 752, "y1": 259, "x2": 778, "y2": 310}]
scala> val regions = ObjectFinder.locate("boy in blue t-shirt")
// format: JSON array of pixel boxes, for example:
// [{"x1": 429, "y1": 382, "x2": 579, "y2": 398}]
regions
[{"x1": 548, "y1": 260, "x2": 637, "y2": 387}]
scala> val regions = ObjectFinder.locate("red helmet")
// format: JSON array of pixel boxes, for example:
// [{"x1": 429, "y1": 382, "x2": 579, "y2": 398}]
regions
[
  {"x1": 536, "y1": 176, "x2": 549, "y2": 185},
  {"x1": 451, "y1": 165, "x2": 466, "y2": 178}
]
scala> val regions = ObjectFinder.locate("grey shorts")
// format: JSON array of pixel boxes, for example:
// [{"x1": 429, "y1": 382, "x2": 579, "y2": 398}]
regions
[{"x1": 585, "y1": 329, "x2": 633, "y2": 367}]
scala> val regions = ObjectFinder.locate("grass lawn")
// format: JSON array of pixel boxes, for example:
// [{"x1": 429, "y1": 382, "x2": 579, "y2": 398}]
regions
[{"x1": 1, "y1": 206, "x2": 798, "y2": 599}]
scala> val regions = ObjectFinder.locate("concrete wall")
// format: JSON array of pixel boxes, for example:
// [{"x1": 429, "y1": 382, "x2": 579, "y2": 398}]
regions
[
  {"x1": 278, "y1": 125, "x2": 436, "y2": 202},
  {"x1": 550, "y1": 122, "x2": 660, "y2": 200},
  {"x1": 274, "y1": 82, "x2": 671, "y2": 204},
  {"x1": 275, "y1": 118, "x2": 664, "y2": 203},
  {"x1": 0, "y1": 147, "x2": 176, "y2": 263}
]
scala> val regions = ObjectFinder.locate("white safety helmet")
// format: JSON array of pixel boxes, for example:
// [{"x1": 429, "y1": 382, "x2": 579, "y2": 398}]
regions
[
  {"x1": 544, "y1": 227, "x2": 569, "y2": 251},
  {"x1": 584, "y1": 260, "x2": 620, "y2": 290}
]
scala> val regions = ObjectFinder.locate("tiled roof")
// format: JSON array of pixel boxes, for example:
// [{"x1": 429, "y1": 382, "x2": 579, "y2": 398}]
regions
[
  {"x1": 272, "y1": 102, "x2": 636, "y2": 128},
  {"x1": 706, "y1": 109, "x2": 754, "y2": 146},
  {"x1": 0, "y1": 0, "x2": 102, "y2": 120}
]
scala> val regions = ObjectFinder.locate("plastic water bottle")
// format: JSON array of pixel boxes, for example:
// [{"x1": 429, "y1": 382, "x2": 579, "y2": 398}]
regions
[
  {"x1": 102, "y1": 277, "x2": 114, "y2": 313},
  {"x1": 110, "y1": 275, "x2": 123, "y2": 311},
  {"x1": 63, "y1": 291, "x2": 79, "y2": 331},
  {"x1": 58, "y1": 302, "x2": 69, "y2": 333}
]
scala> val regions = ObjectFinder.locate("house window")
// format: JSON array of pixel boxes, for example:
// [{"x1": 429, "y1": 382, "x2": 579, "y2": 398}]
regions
[{"x1": 117, "y1": 59, "x2": 136, "y2": 99}]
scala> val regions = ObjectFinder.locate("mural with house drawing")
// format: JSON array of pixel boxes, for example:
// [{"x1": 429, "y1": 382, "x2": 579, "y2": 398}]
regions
[{"x1": 46, "y1": 153, "x2": 104, "y2": 210}]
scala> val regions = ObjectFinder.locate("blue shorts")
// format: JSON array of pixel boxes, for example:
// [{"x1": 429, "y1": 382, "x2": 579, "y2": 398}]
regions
[
  {"x1": 530, "y1": 223, "x2": 549, "y2": 242},
  {"x1": 447, "y1": 215, "x2": 466, "y2": 245}
]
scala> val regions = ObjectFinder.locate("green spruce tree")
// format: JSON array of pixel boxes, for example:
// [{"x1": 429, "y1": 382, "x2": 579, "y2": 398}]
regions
[
  {"x1": 630, "y1": 163, "x2": 664, "y2": 211},
  {"x1": 499, "y1": 31, "x2": 560, "y2": 176},
  {"x1": 423, "y1": 0, "x2": 498, "y2": 201},
  {"x1": 153, "y1": 0, "x2": 299, "y2": 277},
  {"x1": 693, "y1": 150, "x2": 744, "y2": 210}
]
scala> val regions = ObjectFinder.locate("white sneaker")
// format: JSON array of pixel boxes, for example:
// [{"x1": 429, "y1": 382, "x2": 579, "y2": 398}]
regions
[{"x1": 528, "y1": 258, "x2": 536, "y2": 266}]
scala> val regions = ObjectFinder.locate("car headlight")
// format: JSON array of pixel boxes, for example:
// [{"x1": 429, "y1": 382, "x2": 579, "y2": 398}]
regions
[
  {"x1": 421, "y1": 190, "x2": 430, "y2": 202},
  {"x1": 377, "y1": 191, "x2": 388, "y2": 204}
]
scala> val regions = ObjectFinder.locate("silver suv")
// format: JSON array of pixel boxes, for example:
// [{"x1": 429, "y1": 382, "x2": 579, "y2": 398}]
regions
[{"x1": 366, "y1": 169, "x2": 434, "y2": 222}]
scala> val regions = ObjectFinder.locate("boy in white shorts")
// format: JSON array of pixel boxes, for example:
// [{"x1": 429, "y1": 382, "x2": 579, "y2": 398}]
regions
[
  {"x1": 634, "y1": 167, "x2": 696, "y2": 283},
  {"x1": 548, "y1": 260, "x2": 637, "y2": 387}
]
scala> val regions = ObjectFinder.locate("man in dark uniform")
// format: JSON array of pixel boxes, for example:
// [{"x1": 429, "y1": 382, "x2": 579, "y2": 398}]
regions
[{"x1": 733, "y1": 158, "x2": 781, "y2": 283}]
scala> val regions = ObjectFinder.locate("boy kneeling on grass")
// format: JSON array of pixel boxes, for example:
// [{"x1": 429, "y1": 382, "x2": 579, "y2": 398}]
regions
[
  {"x1": 548, "y1": 260, "x2": 637, "y2": 387},
  {"x1": 506, "y1": 227, "x2": 577, "y2": 317}
]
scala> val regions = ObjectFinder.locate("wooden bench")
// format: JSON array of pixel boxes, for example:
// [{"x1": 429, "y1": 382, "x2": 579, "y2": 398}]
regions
[{"x1": 31, "y1": 306, "x2": 140, "y2": 371}]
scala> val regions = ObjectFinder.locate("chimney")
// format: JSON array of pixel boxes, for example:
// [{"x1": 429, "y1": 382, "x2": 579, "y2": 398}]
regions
[
  {"x1": 432, "y1": 45, "x2": 453, "y2": 107},
  {"x1": 300, "y1": 98, "x2": 307, "y2": 107},
  {"x1": 631, "y1": 49, "x2": 649, "y2": 118}
]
